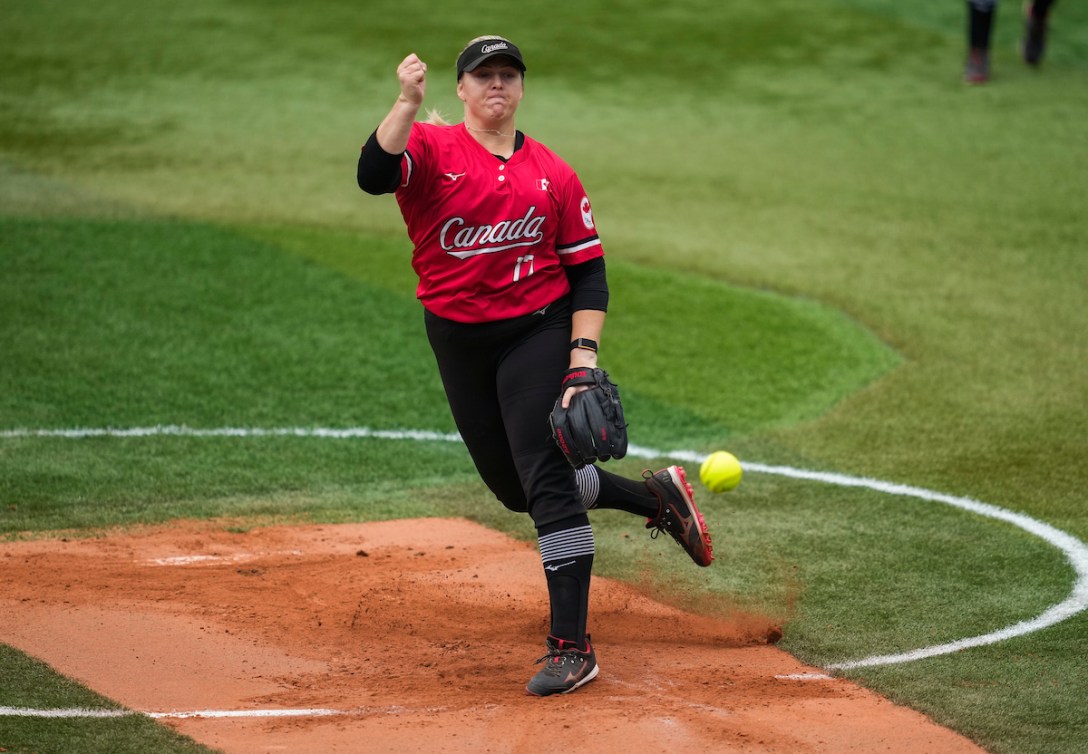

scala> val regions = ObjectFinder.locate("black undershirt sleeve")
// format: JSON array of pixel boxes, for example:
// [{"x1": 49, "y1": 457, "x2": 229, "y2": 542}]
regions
[
  {"x1": 565, "y1": 256, "x2": 609, "y2": 312},
  {"x1": 357, "y1": 130, "x2": 403, "y2": 195}
]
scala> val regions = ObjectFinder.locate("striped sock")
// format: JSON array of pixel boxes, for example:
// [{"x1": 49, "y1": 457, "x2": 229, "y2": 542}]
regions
[
  {"x1": 539, "y1": 522, "x2": 595, "y2": 565},
  {"x1": 574, "y1": 465, "x2": 658, "y2": 518},
  {"x1": 574, "y1": 465, "x2": 600, "y2": 509}
]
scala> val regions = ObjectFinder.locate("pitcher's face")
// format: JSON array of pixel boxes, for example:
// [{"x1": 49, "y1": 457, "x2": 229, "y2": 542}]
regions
[{"x1": 458, "y1": 59, "x2": 524, "y2": 122}]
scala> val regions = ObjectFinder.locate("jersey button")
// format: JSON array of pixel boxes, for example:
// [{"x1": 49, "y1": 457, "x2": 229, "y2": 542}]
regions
[{"x1": 498, "y1": 175, "x2": 505, "y2": 182}]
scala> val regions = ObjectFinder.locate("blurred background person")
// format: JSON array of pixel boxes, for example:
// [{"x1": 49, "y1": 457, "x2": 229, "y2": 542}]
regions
[{"x1": 965, "y1": 0, "x2": 1058, "y2": 83}]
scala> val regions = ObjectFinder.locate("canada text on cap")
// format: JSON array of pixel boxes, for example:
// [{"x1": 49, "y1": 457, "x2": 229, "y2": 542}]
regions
[{"x1": 456, "y1": 38, "x2": 526, "y2": 79}]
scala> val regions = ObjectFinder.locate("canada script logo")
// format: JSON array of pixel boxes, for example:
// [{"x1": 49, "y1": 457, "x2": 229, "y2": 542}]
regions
[{"x1": 440, "y1": 205, "x2": 547, "y2": 259}]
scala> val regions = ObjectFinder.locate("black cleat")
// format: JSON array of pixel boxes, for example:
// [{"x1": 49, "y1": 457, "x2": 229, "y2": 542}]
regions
[
  {"x1": 525, "y1": 635, "x2": 599, "y2": 696},
  {"x1": 645, "y1": 466, "x2": 714, "y2": 567}
]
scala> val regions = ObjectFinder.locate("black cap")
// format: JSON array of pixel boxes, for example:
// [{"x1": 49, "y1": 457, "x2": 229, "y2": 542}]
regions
[{"x1": 456, "y1": 38, "x2": 526, "y2": 79}]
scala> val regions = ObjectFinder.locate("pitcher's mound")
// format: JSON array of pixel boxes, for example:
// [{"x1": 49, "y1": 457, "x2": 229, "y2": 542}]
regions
[{"x1": 0, "y1": 518, "x2": 984, "y2": 753}]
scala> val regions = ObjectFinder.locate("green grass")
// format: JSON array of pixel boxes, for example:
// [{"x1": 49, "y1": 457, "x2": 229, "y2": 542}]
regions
[
  {"x1": 0, "y1": 646, "x2": 217, "y2": 754},
  {"x1": 2, "y1": 0, "x2": 1087, "y2": 752}
]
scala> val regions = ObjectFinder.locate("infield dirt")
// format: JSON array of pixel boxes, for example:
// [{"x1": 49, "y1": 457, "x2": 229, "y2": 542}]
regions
[{"x1": 0, "y1": 518, "x2": 986, "y2": 753}]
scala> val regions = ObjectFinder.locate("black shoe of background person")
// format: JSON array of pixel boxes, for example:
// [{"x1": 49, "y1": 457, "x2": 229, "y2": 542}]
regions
[{"x1": 965, "y1": 47, "x2": 990, "y2": 83}]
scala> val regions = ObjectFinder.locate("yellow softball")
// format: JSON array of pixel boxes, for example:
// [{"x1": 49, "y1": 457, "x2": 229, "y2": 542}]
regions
[{"x1": 699, "y1": 451, "x2": 743, "y2": 493}]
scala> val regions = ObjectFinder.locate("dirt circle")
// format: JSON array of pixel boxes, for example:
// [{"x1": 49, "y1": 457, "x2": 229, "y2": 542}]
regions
[{"x1": 0, "y1": 518, "x2": 985, "y2": 753}]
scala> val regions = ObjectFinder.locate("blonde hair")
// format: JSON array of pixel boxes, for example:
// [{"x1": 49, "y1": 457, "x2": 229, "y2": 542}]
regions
[{"x1": 426, "y1": 107, "x2": 451, "y2": 126}]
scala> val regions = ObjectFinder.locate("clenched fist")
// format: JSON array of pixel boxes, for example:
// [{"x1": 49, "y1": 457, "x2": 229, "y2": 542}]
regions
[{"x1": 397, "y1": 53, "x2": 427, "y2": 105}]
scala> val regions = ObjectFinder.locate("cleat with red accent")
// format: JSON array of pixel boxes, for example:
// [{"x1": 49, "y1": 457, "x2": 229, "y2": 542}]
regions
[
  {"x1": 525, "y1": 635, "x2": 599, "y2": 696},
  {"x1": 645, "y1": 465, "x2": 714, "y2": 567},
  {"x1": 964, "y1": 48, "x2": 990, "y2": 84}
]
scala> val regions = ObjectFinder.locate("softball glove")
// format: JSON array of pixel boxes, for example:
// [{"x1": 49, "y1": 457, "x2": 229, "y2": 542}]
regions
[{"x1": 549, "y1": 367, "x2": 628, "y2": 468}]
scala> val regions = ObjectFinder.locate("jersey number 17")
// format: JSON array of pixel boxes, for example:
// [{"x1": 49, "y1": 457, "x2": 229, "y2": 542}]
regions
[{"x1": 513, "y1": 255, "x2": 535, "y2": 282}]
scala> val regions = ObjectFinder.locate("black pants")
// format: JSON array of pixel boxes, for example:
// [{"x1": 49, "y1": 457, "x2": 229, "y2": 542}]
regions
[{"x1": 424, "y1": 298, "x2": 583, "y2": 528}]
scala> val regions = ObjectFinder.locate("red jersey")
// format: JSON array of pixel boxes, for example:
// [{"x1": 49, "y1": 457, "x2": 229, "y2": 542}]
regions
[{"x1": 395, "y1": 122, "x2": 604, "y2": 323}]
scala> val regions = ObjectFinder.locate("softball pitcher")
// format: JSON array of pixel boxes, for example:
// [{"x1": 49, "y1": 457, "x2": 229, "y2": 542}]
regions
[{"x1": 356, "y1": 36, "x2": 714, "y2": 696}]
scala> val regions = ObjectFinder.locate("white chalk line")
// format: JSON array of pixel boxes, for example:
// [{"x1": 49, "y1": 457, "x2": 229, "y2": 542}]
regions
[
  {"x1": 0, "y1": 425, "x2": 462, "y2": 442},
  {"x1": 0, "y1": 705, "x2": 443, "y2": 719},
  {"x1": 718, "y1": 459, "x2": 1088, "y2": 671},
  {"x1": 3, "y1": 425, "x2": 1087, "y2": 674}
]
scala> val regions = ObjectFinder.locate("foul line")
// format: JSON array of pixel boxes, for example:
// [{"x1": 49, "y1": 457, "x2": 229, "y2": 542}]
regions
[
  {"x1": 4, "y1": 425, "x2": 1088, "y2": 672},
  {"x1": 0, "y1": 425, "x2": 462, "y2": 442},
  {"x1": 0, "y1": 705, "x2": 440, "y2": 719}
]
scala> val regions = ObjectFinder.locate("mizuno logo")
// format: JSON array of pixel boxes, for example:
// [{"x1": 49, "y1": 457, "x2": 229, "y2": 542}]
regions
[
  {"x1": 563, "y1": 662, "x2": 591, "y2": 684},
  {"x1": 544, "y1": 560, "x2": 577, "y2": 572},
  {"x1": 666, "y1": 504, "x2": 696, "y2": 544},
  {"x1": 444, "y1": 172, "x2": 466, "y2": 182}
]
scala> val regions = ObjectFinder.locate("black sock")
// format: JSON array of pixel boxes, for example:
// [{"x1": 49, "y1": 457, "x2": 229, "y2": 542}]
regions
[
  {"x1": 968, "y1": 2, "x2": 995, "y2": 50},
  {"x1": 574, "y1": 465, "x2": 660, "y2": 519},
  {"x1": 537, "y1": 515, "x2": 593, "y2": 649}
]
